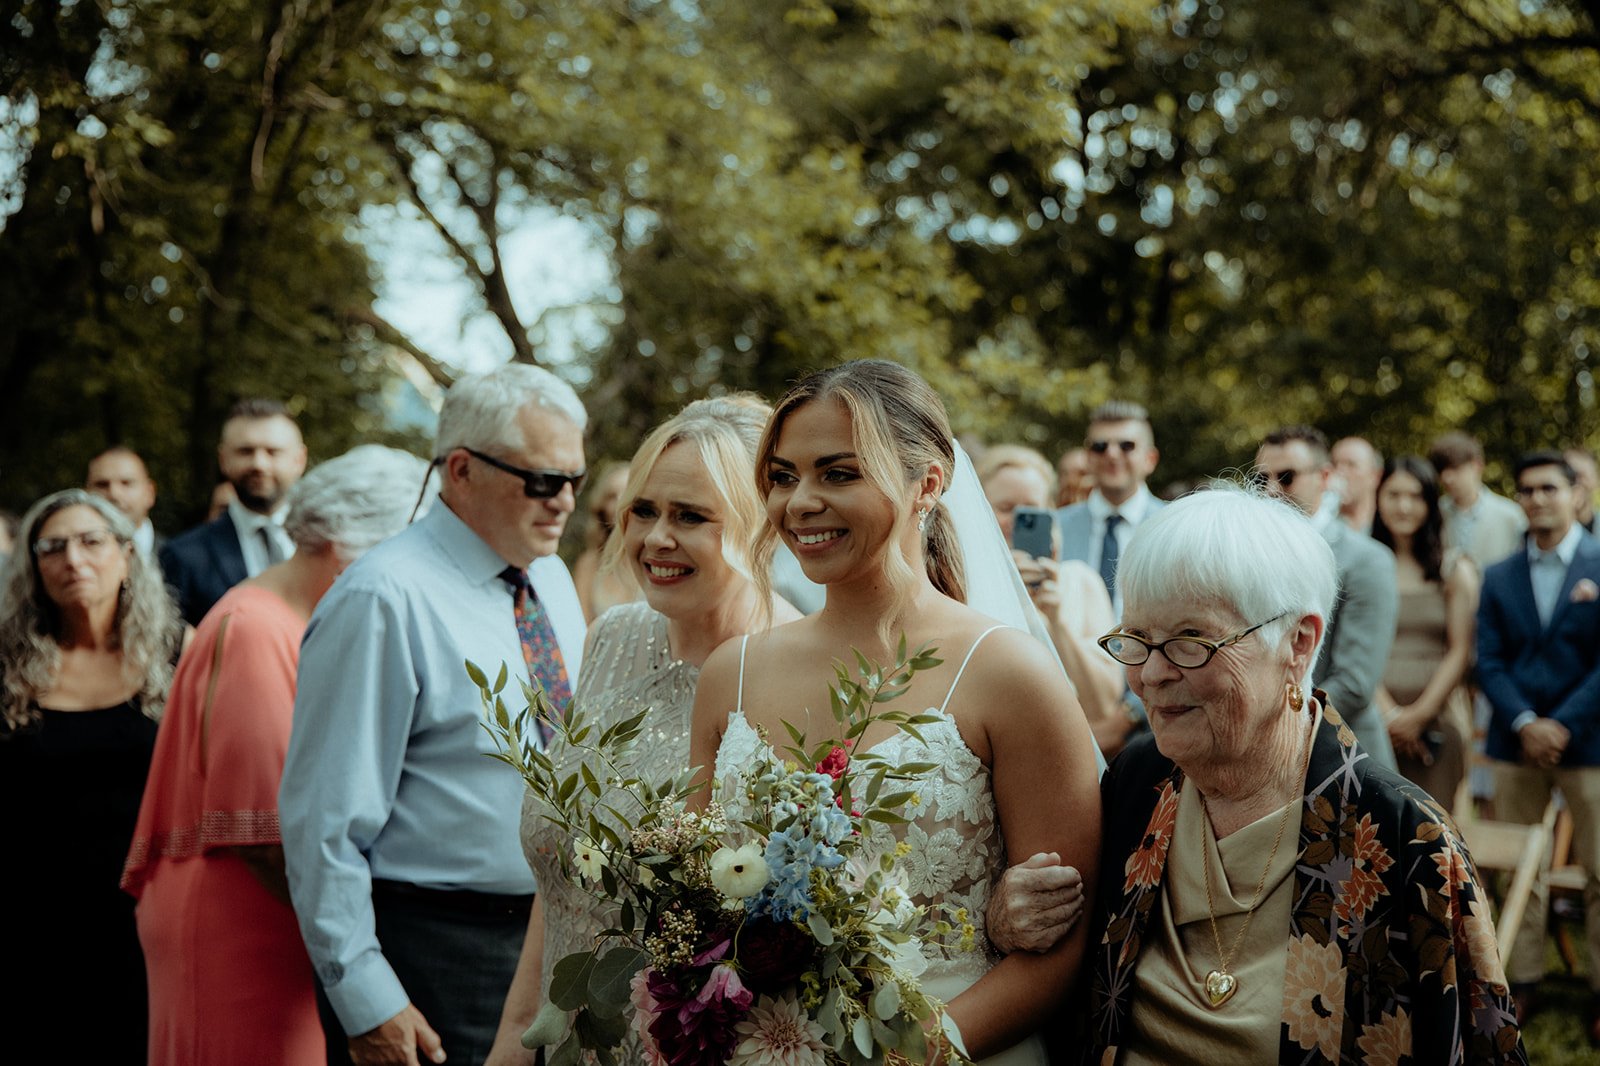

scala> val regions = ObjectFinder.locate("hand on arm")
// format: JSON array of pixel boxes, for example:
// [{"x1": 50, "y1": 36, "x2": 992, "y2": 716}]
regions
[{"x1": 986, "y1": 852, "x2": 1085, "y2": 954}]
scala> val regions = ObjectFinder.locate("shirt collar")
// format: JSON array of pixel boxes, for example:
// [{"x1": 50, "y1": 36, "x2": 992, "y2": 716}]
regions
[
  {"x1": 1529, "y1": 523, "x2": 1583, "y2": 567},
  {"x1": 1310, "y1": 499, "x2": 1340, "y2": 536},
  {"x1": 1086, "y1": 484, "x2": 1153, "y2": 523},
  {"x1": 425, "y1": 499, "x2": 531, "y2": 587},
  {"x1": 227, "y1": 497, "x2": 287, "y2": 531}
]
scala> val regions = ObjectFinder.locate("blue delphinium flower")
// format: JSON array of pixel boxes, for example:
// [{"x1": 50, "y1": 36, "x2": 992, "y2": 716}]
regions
[{"x1": 744, "y1": 767, "x2": 856, "y2": 921}]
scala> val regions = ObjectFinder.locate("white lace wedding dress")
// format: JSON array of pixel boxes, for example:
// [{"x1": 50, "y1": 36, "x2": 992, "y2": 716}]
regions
[{"x1": 714, "y1": 628, "x2": 1050, "y2": 1065}]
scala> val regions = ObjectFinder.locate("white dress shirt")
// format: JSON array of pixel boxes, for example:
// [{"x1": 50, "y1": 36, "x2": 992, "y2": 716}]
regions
[
  {"x1": 1086, "y1": 485, "x2": 1157, "y2": 615},
  {"x1": 132, "y1": 520, "x2": 156, "y2": 558},
  {"x1": 1530, "y1": 523, "x2": 1583, "y2": 629},
  {"x1": 227, "y1": 499, "x2": 294, "y2": 575}
]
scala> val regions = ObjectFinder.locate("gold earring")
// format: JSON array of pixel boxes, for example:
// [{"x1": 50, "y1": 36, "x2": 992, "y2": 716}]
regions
[{"x1": 1287, "y1": 682, "x2": 1304, "y2": 713}]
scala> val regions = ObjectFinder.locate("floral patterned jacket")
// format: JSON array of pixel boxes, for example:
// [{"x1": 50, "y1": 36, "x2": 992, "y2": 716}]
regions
[{"x1": 1083, "y1": 700, "x2": 1527, "y2": 1065}]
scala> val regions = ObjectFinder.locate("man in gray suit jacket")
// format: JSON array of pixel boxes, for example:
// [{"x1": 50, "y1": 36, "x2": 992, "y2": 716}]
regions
[
  {"x1": 1054, "y1": 401, "x2": 1166, "y2": 615},
  {"x1": 1055, "y1": 401, "x2": 1166, "y2": 758},
  {"x1": 1258, "y1": 425, "x2": 1400, "y2": 770}
]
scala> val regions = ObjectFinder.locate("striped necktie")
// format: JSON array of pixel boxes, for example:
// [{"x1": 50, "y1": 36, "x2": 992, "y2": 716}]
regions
[{"x1": 500, "y1": 567, "x2": 572, "y2": 744}]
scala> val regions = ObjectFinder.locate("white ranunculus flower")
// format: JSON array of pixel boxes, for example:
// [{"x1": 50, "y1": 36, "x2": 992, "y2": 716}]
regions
[
  {"x1": 709, "y1": 842, "x2": 770, "y2": 900},
  {"x1": 574, "y1": 838, "x2": 608, "y2": 881}
]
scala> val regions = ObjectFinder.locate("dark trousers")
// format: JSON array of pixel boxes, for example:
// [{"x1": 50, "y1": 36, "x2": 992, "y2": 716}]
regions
[{"x1": 317, "y1": 883, "x2": 531, "y2": 1065}]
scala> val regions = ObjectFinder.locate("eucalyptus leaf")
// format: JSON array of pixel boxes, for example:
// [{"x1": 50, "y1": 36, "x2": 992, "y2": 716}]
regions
[
  {"x1": 465, "y1": 659, "x2": 488, "y2": 689},
  {"x1": 872, "y1": 979, "x2": 901, "y2": 1020},
  {"x1": 588, "y1": 946, "x2": 648, "y2": 1011},
  {"x1": 575, "y1": 1005, "x2": 629, "y2": 1046},
  {"x1": 807, "y1": 909, "x2": 835, "y2": 945},
  {"x1": 548, "y1": 1032, "x2": 582, "y2": 1066},
  {"x1": 548, "y1": 952, "x2": 599, "y2": 1011},
  {"x1": 852, "y1": 1014, "x2": 873, "y2": 1057}
]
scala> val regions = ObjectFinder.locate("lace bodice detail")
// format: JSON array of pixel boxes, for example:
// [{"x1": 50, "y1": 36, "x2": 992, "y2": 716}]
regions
[
  {"x1": 520, "y1": 602, "x2": 698, "y2": 1045},
  {"x1": 715, "y1": 705, "x2": 1007, "y2": 980}
]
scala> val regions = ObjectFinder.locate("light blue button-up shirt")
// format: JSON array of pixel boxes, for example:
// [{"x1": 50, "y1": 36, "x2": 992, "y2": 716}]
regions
[{"x1": 279, "y1": 502, "x2": 584, "y2": 1036}]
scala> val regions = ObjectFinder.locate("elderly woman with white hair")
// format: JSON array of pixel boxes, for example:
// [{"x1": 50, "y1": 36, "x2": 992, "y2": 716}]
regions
[
  {"x1": 122, "y1": 445, "x2": 427, "y2": 1066},
  {"x1": 1077, "y1": 486, "x2": 1524, "y2": 1064}
]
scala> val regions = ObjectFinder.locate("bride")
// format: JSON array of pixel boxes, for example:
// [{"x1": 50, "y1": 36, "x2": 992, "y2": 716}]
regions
[{"x1": 689, "y1": 360, "x2": 1102, "y2": 1062}]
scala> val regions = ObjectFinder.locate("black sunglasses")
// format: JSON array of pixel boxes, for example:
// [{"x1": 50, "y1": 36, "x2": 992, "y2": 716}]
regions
[
  {"x1": 1089, "y1": 439, "x2": 1138, "y2": 454},
  {"x1": 465, "y1": 448, "x2": 586, "y2": 499},
  {"x1": 1250, "y1": 468, "x2": 1304, "y2": 490}
]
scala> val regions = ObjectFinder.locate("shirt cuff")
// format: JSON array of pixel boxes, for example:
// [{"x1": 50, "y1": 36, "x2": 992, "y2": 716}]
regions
[
  {"x1": 1512, "y1": 711, "x2": 1539, "y2": 734},
  {"x1": 324, "y1": 948, "x2": 410, "y2": 1038}
]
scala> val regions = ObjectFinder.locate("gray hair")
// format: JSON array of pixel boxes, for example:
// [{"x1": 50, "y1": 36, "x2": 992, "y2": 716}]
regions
[
  {"x1": 285, "y1": 445, "x2": 432, "y2": 561},
  {"x1": 434, "y1": 363, "x2": 588, "y2": 459},
  {"x1": 0, "y1": 490, "x2": 183, "y2": 730},
  {"x1": 1118, "y1": 483, "x2": 1337, "y2": 689}
]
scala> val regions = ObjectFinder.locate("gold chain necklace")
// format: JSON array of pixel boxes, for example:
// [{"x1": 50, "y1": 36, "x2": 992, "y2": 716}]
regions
[{"x1": 1196, "y1": 714, "x2": 1314, "y2": 1008}]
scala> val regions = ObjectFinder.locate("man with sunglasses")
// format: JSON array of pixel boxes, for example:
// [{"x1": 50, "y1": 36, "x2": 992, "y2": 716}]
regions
[
  {"x1": 1055, "y1": 401, "x2": 1165, "y2": 611},
  {"x1": 1054, "y1": 401, "x2": 1166, "y2": 757},
  {"x1": 280, "y1": 363, "x2": 588, "y2": 1066},
  {"x1": 1257, "y1": 424, "x2": 1399, "y2": 771}
]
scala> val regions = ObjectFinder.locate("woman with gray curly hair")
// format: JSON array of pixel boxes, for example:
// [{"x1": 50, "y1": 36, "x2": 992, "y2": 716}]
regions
[
  {"x1": 0, "y1": 487, "x2": 185, "y2": 1064},
  {"x1": 123, "y1": 444, "x2": 427, "y2": 1066}
]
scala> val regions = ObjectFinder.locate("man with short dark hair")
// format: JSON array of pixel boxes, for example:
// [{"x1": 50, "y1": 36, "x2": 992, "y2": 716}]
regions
[
  {"x1": 160, "y1": 399, "x2": 308, "y2": 623},
  {"x1": 280, "y1": 364, "x2": 587, "y2": 1066},
  {"x1": 86, "y1": 445, "x2": 161, "y2": 558},
  {"x1": 1331, "y1": 435, "x2": 1383, "y2": 534},
  {"x1": 1258, "y1": 425, "x2": 1399, "y2": 770},
  {"x1": 1429, "y1": 431, "x2": 1526, "y2": 572},
  {"x1": 1478, "y1": 451, "x2": 1600, "y2": 1037}
]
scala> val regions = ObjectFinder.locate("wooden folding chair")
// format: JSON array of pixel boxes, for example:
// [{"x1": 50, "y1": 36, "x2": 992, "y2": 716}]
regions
[{"x1": 1455, "y1": 799, "x2": 1559, "y2": 971}]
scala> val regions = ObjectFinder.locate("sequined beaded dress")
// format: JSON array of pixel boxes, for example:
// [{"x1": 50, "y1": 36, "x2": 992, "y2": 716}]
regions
[{"x1": 520, "y1": 602, "x2": 696, "y2": 1059}]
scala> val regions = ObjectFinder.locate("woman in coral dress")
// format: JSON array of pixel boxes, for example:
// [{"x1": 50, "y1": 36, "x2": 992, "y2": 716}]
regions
[{"x1": 122, "y1": 446, "x2": 425, "y2": 1065}]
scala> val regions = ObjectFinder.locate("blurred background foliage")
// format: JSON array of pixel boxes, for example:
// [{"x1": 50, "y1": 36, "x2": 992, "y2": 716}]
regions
[{"x1": 3, "y1": 0, "x2": 1600, "y2": 526}]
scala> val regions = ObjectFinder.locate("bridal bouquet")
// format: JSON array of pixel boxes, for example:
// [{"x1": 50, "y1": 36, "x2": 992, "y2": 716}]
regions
[{"x1": 471, "y1": 639, "x2": 971, "y2": 1066}]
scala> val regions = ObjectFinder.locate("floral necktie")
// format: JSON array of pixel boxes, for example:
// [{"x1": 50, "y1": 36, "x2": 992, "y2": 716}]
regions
[{"x1": 499, "y1": 567, "x2": 572, "y2": 745}]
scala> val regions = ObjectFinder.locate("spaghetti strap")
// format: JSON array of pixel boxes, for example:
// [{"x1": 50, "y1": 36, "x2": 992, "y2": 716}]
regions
[
  {"x1": 736, "y1": 635, "x2": 750, "y2": 716},
  {"x1": 937, "y1": 625, "x2": 1006, "y2": 715}
]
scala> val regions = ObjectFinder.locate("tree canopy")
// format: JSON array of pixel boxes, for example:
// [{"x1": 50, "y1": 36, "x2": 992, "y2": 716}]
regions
[{"x1": 3, "y1": 0, "x2": 1598, "y2": 520}]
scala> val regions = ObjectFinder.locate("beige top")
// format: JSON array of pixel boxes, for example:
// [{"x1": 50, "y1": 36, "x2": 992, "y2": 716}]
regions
[{"x1": 1122, "y1": 765, "x2": 1305, "y2": 1065}]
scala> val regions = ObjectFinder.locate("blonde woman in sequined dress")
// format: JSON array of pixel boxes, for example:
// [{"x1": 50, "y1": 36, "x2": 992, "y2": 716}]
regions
[{"x1": 485, "y1": 395, "x2": 801, "y2": 1065}]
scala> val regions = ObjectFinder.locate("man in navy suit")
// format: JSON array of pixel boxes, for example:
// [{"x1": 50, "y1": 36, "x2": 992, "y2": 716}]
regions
[
  {"x1": 160, "y1": 399, "x2": 307, "y2": 624},
  {"x1": 1479, "y1": 450, "x2": 1600, "y2": 1037}
]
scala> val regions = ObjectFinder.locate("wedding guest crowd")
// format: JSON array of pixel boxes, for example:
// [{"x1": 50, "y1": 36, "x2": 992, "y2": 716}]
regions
[{"x1": 8, "y1": 362, "x2": 1593, "y2": 1062}]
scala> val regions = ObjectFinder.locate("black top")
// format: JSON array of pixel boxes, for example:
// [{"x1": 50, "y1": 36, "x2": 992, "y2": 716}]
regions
[{"x1": 0, "y1": 700, "x2": 157, "y2": 1063}]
